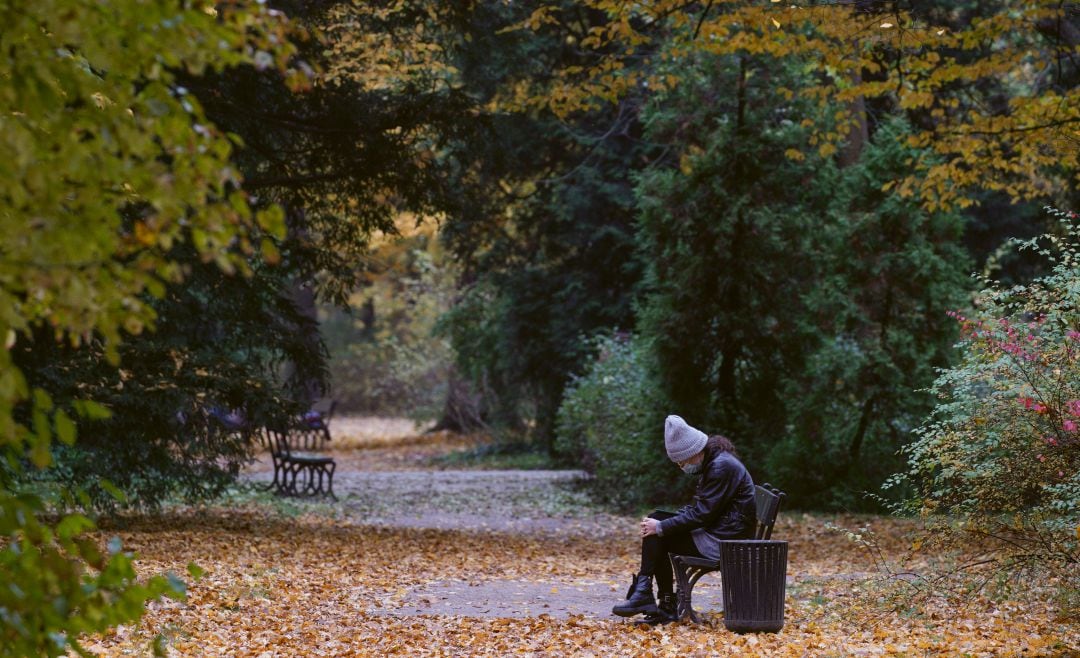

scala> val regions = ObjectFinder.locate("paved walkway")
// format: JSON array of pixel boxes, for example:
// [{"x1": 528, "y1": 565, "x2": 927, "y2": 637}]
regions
[{"x1": 244, "y1": 448, "x2": 727, "y2": 620}]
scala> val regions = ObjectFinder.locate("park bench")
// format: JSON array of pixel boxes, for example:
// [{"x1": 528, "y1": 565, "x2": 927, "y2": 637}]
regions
[
  {"x1": 297, "y1": 400, "x2": 337, "y2": 450},
  {"x1": 262, "y1": 425, "x2": 337, "y2": 500},
  {"x1": 669, "y1": 482, "x2": 786, "y2": 623}
]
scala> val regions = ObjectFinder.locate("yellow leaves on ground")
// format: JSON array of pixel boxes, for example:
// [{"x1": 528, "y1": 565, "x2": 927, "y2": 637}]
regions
[
  {"x1": 76, "y1": 508, "x2": 1077, "y2": 656},
  {"x1": 72, "y1": 426, "x2": 1079, "y2": 655}
]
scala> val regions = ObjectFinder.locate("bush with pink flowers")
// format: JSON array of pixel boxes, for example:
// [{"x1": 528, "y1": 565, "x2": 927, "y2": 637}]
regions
[{"x1": 889, "y1": 208, "x2": 1078, "y2": 608}]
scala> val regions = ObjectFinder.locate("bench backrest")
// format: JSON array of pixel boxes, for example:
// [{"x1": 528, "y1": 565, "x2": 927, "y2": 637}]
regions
[
  {"x1": 261, "y1": 424, "x2": 330, "y2": 455},
  {"x1": 322, "y1": 400, "x2": 338, "y2": 424},
  {"x1": 262, "y1": 427, "x2": 294, "y2": 457},
  {"x1": 291, "y1": 424, "x2": 330, "y2": 451},
  {"x1": 753, "y1": 483, "x2": 786, "y2": 540}
]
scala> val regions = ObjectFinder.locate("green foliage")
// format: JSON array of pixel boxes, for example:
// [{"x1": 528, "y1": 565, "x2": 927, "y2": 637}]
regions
[
  {"x1": 435, "y1": 280, "x2": 521, "y2": 429},
  {"x1": 0, "y1": 0, "x2": 297, "y2": 653},
  {"x1": 437, "y1": 0, "x2": 649, "y2": 444},
  {"x1": 634, "y1": 48, "x2": 835, "y2": 484},
  {"x1": 634, "y1": 48, "x2": 972, "y2": 509},
  {"x1": 0, "y1": 0, "x2": 295, "y2": 458},
  {"x1": 325, "y1": 232, "x2": 457, "y2": 420},
  {"x1": 764, "y1": 119, "x2": 971, "y2": 509},
  {"x1": 12, "y1": 246, "x2": 320, "y2": 510},
  {"x1": 554, "y1": 335, "x2": 680, "y2": 510},
  {"x1": 0, "y1": 493, "x2": 188, "y2": 657},
  {"x1": 891, "y1": 210, "x2": 1080, "y2": 586}
]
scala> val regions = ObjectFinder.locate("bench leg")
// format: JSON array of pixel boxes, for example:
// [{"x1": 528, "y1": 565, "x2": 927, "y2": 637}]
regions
[
  {"x1": 295, "y1": 462, "x2": 337, "y2": 500},
  {"x1": 310, "y1": 462, "x2": 336, "y2": 500},
  {"x1": 298, "y1": 464, "x2": 316, "y2": 496},
  {"x1": 323, "y1": 461, "x2": 337, "y2": 500},
  {"x1": 288, "y1": 461, "x2": 309, "y2": 497},
  {"x1": 267, "y1": 453, "x2": 290, "y2": 493},
  {"x1": 670, "y1": 555, "x2": 716, "y2": 624}
]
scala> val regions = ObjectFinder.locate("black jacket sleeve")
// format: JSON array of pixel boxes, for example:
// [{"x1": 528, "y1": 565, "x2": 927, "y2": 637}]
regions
[{"x1": 657, "y1": 456, "x2": 742, "y2": 536}]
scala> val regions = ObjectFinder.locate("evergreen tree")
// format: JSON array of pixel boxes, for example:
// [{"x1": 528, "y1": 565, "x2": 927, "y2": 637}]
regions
[
  {"x1": 768, "y1": 119, "x2": 970, "y2": 508},
  {"x1": 436, "y1": 1, "x2": 653, "y2": 446},
  {"x1": 634, "y1": 51, "x2": 971, "y2": 508}
]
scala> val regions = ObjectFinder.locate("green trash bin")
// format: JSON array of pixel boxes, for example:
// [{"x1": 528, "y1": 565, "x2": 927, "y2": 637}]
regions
[{"x1": 719, "y1": 540, "x2": 788, "y2": 633}]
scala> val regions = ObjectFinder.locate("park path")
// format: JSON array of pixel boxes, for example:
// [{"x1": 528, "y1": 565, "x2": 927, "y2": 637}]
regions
[
  {"x1": 242, "y1": 420, "x2": 727, "y2": 620},
  {"x1": 85, "y1": 421, "x2": 1076, "y2": 655}
]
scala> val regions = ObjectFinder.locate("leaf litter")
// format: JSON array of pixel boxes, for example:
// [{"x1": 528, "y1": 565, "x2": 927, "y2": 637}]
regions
[{"x1": 79, "y1": 423, "x2": 1077, "y2": 656}]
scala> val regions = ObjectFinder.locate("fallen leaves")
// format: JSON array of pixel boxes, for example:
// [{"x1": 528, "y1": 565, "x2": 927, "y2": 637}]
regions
[
  {"x1": 74, "y1": 427, "x2": 1078, "y2": 656},
  {"x1": 71, "y1": 507, "x2": 1078, "y2": 657}
]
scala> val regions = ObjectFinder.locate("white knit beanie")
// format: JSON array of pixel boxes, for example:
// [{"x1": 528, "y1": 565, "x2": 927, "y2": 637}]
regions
[{"x1": 664, "y1": 415, "x2": 708, "y2": 462}]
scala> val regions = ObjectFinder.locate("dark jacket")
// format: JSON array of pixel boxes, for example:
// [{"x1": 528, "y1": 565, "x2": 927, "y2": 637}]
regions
[{"x1": 657, "y1": 444, "x2": 756, "y2": 560}]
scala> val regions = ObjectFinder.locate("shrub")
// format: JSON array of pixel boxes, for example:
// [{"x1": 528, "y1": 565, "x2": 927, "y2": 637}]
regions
[
  {"x1": 0, "y1": 491, "x2": 190, "y2": 656},
  {"x1": 330, "y1": 336, "x2": 452, "y2": 421},
  {"x1": 888, "y1": 208, "x2": 1080, "y2": 611},
  {"x1": 554, "y1": 334, "x2": 682, "y2": 510}
]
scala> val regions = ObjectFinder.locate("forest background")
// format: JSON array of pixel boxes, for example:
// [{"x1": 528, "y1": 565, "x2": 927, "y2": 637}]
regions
[{"x1": 0, "y1": 0, "x2": 1078, "y2": 654}]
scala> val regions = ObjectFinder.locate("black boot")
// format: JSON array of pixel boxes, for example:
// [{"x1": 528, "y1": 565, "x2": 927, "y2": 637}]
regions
[
  {"x1": 636, "y1": 592, "x2": 677, "y2": 626},
  {"x1": 612, "y1": 573, "x2": 657, "y2": 617}
]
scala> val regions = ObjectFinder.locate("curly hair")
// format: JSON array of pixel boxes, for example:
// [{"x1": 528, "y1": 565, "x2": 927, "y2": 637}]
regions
[{"x1": 707, "y1": 434, "x2": 738, "y2": 458}]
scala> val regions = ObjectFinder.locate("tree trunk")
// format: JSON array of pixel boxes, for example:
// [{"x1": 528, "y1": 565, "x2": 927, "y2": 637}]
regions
[
  {"x1": 428, "y1": 366, "x2": 487, "y2": 433},
  {"x1": 839, "y1": 68, "x2": 869, "y2": 168}
]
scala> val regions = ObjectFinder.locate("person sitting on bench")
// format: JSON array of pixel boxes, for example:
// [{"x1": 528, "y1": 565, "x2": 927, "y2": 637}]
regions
[{"x1": 612, "y1": 415, "x2": 756, "y2": 624}]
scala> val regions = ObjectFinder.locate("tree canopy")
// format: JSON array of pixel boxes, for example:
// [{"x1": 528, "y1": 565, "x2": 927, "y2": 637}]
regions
[
  {"x1": 0, "y1": 1, "x2": 301, "y2": 653},
  {"x1": 0, "y1": 0, "x2": 297, "y2": 461},
  {"x1": 507, "y1": 0, "x2": 1079, "y2": 209}
]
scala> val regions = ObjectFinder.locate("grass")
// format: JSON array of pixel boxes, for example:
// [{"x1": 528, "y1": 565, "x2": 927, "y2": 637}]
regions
[
  {"x1": 198, "y1": 481, "x2": 343, "y2": 518},
  {"x1": 432, "y1": 440, "x2": 563, "y2": 470}
]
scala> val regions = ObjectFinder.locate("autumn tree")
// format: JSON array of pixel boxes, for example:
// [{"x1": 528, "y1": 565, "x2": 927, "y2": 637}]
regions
[
  {"x1": 7, "y1": 0, "x2": 486, "y2": 507},
  {"x1": 510, "y1": 0, "x2": 1079, "y2": 210},
  {"x1": 0, "y1": 1, "x2": 304, "y2": 654},
  {"x1": 321, "y1": 220, "x2": 460, "y2": 424}
]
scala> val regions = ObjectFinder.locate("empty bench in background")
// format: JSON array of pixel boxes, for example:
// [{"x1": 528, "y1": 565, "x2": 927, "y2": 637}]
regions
[
  {"x1": 669, "y1": 482, "x2": 786, "y2": 624},
  {"x1": 262, "y1": 426, "x2": 337, "y2": 500}
]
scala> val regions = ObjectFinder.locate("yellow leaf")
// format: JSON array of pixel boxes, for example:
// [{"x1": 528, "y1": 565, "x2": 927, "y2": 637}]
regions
[
  {"x1": 771, "y1": 18, "x2": 781, "y2": 29},
  {"x1": 679, "y1": 154, "x2": 694, "y2": 175},
  {"x1": 261, "y1": 238, "x2": 281, "y2": 265},
  {"x1": 134, "y1": 221, "x2": 156, "y2": 247},
  {"x1": 880, "y1": 22, "x2": 894, "y2": 28}
]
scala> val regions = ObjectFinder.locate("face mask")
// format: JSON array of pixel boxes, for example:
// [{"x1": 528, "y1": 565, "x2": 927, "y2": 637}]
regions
[{"x1": 681, "y1": 462, "x2": 702, "y2": 475}]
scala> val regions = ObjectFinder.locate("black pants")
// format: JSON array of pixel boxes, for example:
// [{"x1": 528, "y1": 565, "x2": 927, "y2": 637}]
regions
[{"x1": 639, "y1": 511, "x2": 703, "y2": 596}]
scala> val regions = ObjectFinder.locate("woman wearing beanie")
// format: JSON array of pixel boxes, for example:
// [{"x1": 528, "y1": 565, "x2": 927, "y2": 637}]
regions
[{"x1": 611, "y1": 414, "x2": 756, "y2": 624}]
